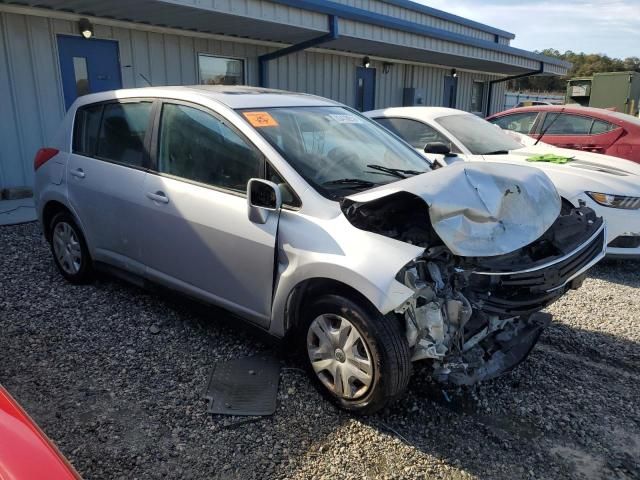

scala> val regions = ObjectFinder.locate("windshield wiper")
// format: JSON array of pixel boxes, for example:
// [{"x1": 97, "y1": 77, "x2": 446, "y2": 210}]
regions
[
  {"x1": 482, "y1": 150, "x2": 510, "y2": 155},
  {"x1": 535, "y1": 107, "x2": 565, "y2": 146},
  {"x1": 323, "y1": 178, "x2": 378, "y2": 189},
  {"x1": 366, "y1": 164, "x2": 426, "y2": 178}
]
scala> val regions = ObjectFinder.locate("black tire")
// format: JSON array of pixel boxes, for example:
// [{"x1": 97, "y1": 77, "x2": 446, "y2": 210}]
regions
[
  {"x1": 300, "y1": 294, "x2": 411, "y2": 415},
  {"x1": 49, "y1": 211, "x2": 93, "y2": 284}
]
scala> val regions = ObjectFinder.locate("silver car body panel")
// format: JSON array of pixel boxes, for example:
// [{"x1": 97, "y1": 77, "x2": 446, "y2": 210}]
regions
[
  {"x1": 35, "y1": 86, "x2": 427, "y2": 335},
  {"x1": 346, "y1": 161, "x2": 561, "y2": 257},
  {"x1": 35, "y1": 86, "x2": 581, "y2": 343}
]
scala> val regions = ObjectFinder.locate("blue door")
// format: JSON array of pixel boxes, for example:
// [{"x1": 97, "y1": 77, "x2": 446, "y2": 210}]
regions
[
  {"x1": 355, "y1": 67, "x2": 376, "y2": 111},
  {"x1": 443, "y1": 75, "x2": 458, "y2": 108},
  {"x1": 57, "y1": 35, "x2": 122, "y2": 110}
]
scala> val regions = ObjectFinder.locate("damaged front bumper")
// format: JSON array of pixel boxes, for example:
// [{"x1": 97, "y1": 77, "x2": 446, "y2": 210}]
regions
[{"x1": 395, "y1": 209, "x2": 606, "y2": 386}]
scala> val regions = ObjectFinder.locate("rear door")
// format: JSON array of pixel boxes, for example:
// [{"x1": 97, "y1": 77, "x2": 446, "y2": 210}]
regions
[
  {"x1": 535, "y1": 112, "x2": 623, "y2": 153},
  {"x1": 67, "y1": 100, "x2": 153, "y2": 274},
  {"x1": 140, "y1": 101, "x2": 278, "y2": 326}
]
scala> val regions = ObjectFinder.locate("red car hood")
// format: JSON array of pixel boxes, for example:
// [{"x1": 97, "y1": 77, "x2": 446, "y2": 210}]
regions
[{"x1": 0, "y1": 386, "x2": 80, "y2": 480}]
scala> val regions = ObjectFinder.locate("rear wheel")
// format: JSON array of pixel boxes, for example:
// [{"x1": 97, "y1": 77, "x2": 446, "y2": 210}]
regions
[
  {"x1": 301, "y1": 294, "x2": 411, "y2": 414},
  {"x1": 49, "y1": 212, "x2": 93, "y2": 284}
]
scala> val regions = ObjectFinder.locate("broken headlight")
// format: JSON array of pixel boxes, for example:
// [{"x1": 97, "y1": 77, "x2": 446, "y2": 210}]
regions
[{"x1": 586, "y1": 192, "x2": 640, "y2": 210}]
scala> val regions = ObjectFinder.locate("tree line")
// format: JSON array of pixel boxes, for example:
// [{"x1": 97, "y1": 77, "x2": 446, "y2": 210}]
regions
[{"x1": 508, "y1": 49, "x2": 640, "y2": 93}]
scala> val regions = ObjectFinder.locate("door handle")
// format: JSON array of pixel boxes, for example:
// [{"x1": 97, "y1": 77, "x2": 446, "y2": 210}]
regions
[
  {"x1": 70, "y1": 168, "x2": 85, "y2": 179},
  {"x1": 146, "y1": 191, "x2": 169, "y2": 204}
]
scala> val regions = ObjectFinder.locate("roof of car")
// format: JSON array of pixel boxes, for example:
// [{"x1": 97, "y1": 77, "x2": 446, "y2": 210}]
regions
[
  {"x1": 73, "y1": 85, "x2": 341, "y2": 110},
  {"x1": 489, "y1": 105, "x2": 640, "y2": 127}
]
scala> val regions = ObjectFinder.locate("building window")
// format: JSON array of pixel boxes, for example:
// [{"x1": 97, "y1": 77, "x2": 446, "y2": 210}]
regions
[
  {"x1": 471, "y1": 81, "x2": 485, "y2": 113},
  {"x1": 198, "y1": 54, "x2": 245, "y2": 86}
]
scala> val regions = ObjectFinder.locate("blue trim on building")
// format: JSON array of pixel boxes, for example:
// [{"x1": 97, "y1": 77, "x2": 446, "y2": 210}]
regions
[
  {"x1": 269, "y1": 0, "x2": 571, "y2": 69},
  {"x1": 372, "y1": 0, "x2": 515, "y2": 39}
]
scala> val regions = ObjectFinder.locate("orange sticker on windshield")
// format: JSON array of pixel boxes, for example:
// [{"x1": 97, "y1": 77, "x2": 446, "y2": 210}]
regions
[{"x1": 243, "y1": 111, "x2": 279, "y2": 128}]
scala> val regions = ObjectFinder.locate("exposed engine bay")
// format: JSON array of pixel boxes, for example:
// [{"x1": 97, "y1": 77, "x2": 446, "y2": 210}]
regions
[{"x1": 342, "y1": 192, "x2": 605, "y2": 385}]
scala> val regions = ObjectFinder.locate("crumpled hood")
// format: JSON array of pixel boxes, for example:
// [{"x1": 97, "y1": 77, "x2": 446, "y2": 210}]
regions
[{"x1": 346, "y1": 162, "x2": 561, "y2": 257}]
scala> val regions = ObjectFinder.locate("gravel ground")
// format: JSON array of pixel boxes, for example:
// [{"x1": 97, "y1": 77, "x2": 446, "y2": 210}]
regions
[{"x1": 1, "y1": 221, "x2": 639, "y2": 480}]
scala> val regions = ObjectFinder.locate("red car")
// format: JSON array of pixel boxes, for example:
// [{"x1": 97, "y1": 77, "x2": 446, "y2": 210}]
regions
[
  {"x1": 487, "y1": 105, "x2": 640, "y2": 163},
  {"x1": 0, "y1": 386, "x2": 80, "y2": 480}
]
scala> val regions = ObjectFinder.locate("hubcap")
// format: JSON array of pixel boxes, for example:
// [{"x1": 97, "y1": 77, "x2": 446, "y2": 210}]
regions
[
  {"x1": 52, "y1": 221, "x2": 82, "y2": 275},
  {"x1": 307, "y1": 314, "x2": 373, "y2": 400}
]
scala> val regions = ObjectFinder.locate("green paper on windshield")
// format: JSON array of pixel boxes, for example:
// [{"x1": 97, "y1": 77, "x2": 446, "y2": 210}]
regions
[{"x1": 526, "y1": 154, "x2": 574, "y2": 164}]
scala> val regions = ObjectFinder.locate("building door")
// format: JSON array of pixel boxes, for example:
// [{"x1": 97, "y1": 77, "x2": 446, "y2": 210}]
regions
[
  {"x1": 57, "y1": 35, "x2": 122, "y2": 110},
  {"x1": 355, "y1": 67, "x2": 376, "y2": 111},
  {"x1": 443, "y1": 75, "x2": 458, "y2": 108}
]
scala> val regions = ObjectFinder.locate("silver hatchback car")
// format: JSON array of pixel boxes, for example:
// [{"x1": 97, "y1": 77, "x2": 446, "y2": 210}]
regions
[{"x1": 34, "y1": 86, "x2": 606, "y2": 414}]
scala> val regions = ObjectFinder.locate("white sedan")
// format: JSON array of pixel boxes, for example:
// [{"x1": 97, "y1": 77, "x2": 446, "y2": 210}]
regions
[{"x1": 365, "y1": 107, "x2": 640, "y2": 258}]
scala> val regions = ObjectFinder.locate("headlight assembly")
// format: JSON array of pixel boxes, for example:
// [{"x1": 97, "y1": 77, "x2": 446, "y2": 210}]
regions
[{"x1": 586, "y1": 192, "x2": 640, "y2": 210}]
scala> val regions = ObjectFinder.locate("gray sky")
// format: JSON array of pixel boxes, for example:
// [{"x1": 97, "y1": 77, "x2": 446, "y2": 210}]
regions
[{"x1": 417, "y1": 0, "x2": 640, "y2": 58}]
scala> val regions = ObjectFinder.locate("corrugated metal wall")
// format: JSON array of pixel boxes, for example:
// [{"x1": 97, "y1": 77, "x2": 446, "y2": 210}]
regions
[
  {"x1": 0, "y1": 9, "x2": 504, "y2": 189},
  {"x1": 0, "y1": 11, "x2": 275, "y2": 188},
  {"x1": 269, "y1": 52, "x2": 503, "y2": 112}
]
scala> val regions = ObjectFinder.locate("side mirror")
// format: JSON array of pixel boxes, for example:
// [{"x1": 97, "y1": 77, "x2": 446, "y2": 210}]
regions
[
  {"x1": 247, "y1": 178, "x2": 282, "y2": 224},
  {"x1": 424, "y1": 142, "x2": 453, "y2": 156}
]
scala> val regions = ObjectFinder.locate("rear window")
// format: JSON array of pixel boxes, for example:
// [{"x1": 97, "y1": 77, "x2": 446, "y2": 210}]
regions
[
  {"x1": 73, "y1": 104, "x2": 103, "y2": 155},
  {"x1": 542, "y1": 113, "x2": 593, "y2": 135},
  {"x1": 96, "y1": 102, "x2": 153, "y2": 167},
  {"x1": 72, "y1": 101, "x2": 153, "y2": 168},
  {"x1": 591, "y1": 120, "x2": 617, "y2": 134}
]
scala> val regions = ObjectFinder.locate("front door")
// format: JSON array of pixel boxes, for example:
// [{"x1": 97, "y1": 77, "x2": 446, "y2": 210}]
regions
[
  {"x1": 443, "y1": 76, "x2": 458, "y2": 108},
  {"x1": 141, "y1": 102, "x2": 278, "y2": 327},
  {"x1": 57, "y1": 35, "x2": 122, "y2": 109},
  {"x1": 355, "y1": 67, "x2": 376, "y2": 111}
]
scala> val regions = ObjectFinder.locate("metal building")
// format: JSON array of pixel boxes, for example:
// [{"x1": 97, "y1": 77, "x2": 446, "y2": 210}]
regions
[{"x1": 0, "y1": 0, "x2": 570, "y2": 191}]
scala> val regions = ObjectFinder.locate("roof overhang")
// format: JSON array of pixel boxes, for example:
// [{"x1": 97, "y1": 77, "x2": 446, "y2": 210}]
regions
[
  {"x1": 4, "y1": 0, "x2": 571, "y2": 76},
  {"x1": 322, "y1": 36, "x2": 549, "y2": 76}
]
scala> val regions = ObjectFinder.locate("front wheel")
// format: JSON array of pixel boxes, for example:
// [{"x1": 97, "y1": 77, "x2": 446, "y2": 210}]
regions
[{"x1": 301, "y1": 294, "x2": 411, "y2": 415}]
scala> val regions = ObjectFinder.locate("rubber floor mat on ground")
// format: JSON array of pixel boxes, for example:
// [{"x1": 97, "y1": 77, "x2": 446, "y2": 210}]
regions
[{"x1": 204, "y1": 356, "x2": 281, "y2": 416}]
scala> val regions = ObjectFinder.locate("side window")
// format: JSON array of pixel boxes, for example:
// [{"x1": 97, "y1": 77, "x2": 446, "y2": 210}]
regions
[
  {"x1": 543, "y1": 113, "x2": 593, "y2": 135},
  {"x1": 96, "y1": 102, "x2": 152, "y2": 167},
  {"x1": 374, "y1": 117, "x2": 459, "y2": 152},
  {"x1": 490, "y1": 112, "x2": 538, "y2": 134},
  {"x1": 72, "y1": 104, "x2": 103, "y2": 156},
  {"x1": 158, "y1": 103, "x2": 262, "y2": 192},
  {"x1": 590, "y1": 119, "x2": 617, "y2": 135}
]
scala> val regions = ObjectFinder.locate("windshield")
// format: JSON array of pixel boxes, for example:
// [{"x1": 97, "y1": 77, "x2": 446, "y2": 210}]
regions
[
  {"x1": 238, "y1": 106, "x2": 431, "y2": 198},
  {"x1": 436, "y1": 114, "x2": 524, "y2": 155}
]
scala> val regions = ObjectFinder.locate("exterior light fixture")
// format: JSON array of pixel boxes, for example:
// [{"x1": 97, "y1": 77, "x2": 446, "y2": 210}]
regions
[
  {"x1": 451, "y1": 68, "x2": 458, "y2": 78},
  {"x1": 383, "y1": 62, "x2": 392, "y2": 74},
  {"x1": 79, "y1": 18, "x2": 93, "y2": 39},
  {"x1": 362, "y1": 56, "x2": 371, "y2": 68}
]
